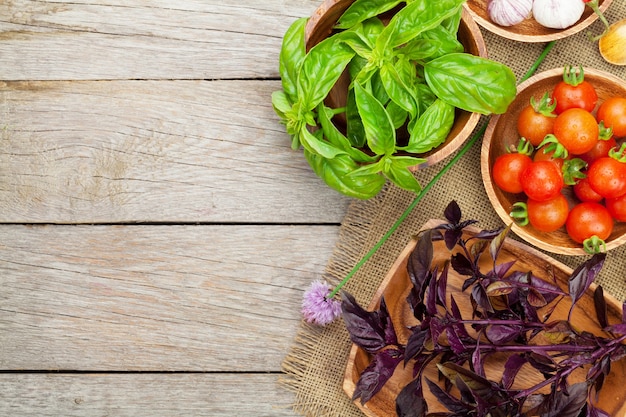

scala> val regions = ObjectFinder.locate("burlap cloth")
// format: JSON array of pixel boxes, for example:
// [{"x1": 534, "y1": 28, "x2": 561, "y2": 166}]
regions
[{"x1": 281, "y1": 3, "x2": 626, "y2": 416}]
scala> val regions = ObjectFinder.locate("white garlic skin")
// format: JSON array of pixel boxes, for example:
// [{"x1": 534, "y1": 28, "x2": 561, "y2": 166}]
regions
[
  {"x1": 532, "y1": 0, "x2": 585, "y2": 29},
  {"x1": 487, "y1": 0, "x2": 533, "y2": 27}
]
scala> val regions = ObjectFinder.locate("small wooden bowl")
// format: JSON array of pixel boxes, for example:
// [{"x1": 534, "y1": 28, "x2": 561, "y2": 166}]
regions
[
  {"x1": 304, "y1": 1, "x2": 486, "y2": 168},
  {"x1": 343, "y1": 219, "x2": 626, "y2": 416},
  {"x1": 481, "y1": 67, "x2": 626, "y2": 256},
  {"x1": 464, "y1": 0, "x2": 613, "y2": 42}
]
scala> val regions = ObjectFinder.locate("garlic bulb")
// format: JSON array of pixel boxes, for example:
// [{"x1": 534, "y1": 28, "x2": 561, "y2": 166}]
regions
[
  {"x1": 532, "y1": 0, "x2": 585, "y2": 29},
  {"x1": 487, "y1": 0, "x2": 533, "y2": 27}
]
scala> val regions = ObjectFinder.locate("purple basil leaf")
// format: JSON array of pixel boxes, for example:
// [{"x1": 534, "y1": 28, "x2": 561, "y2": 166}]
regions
[
  {"x1": 528, "y1": 351, "x2": 556, "y2": 376},
  {"x1": 471, "y1": 284, "x2": 494, "y2": 314},
  {"x1": 444, "y1": 228, "x2": 462, "y2": 250},
  {"x1": 445, "y1": 326, "x2": 466, "y2": 355},
  {"x1": 593, "y1": 286, "x2": 608, "y2": 329},
  {"x1": 539, "y1": 381, "x2": 588, "y2": 417},
  {"x1": 491, "y1": 260, "x2": 516, "y2": 280},
  {"x1": 475, "y1": 227, "x2": 506, "y2": 240},
  {"x1": 485, "y1": 324, "x2": 523, "y2": 345},
  {"x1": 471, "y1": 341, "x2": 486, "y2": 378},
  {"x1": 451, "y1": 253, "x2": 474, "y2": 277},
  {"x1": 444, "y1": 200, "x2": 462, "y2": 225},
  {"x1": 527, "y1": 287, "x2": 548, "y2": 308},
  {"x1": 502, "y1": 354, "x2": 527, "y2": 390},
  {"x1": 425, "y1": 377, "x2": 469, "y2": 414},
  {"x1": 588, "y1": 404, "x2": 611, "y2": 417},
  {"x1": 405, "y1": 325, "x2": 429, "y2": 363},
  {"x1": 426, "y1": 265, "x2": 438, "y2": 316},
  {"x1": 341, "y1": 291, "x2": 386, "y2": 353},
  {"x1": 379, "y1": 296, "x2": 398, "y2": 345},
  {"x1": 568, "y1": 253, "x2": 606, "y2": 320},
  {"x1": 437, "y1": 261, "x2": 449, "y2": 307},
  {"x1": 489, "y1": 224, "x2": 511, "y2": 264},
  {"x1": 396, "y1": 378, "x2": 428, "y2": 417},
  {"x1": 606, "y1": 323, "x2": 626, "y2": 334},
  {"x1": 437, "y1": 362, "x2": 498, "y2": 403},
  {"x1": 430, "y1": 317, "x2": 445, "y2": 349},
  {"x1": 408, "y1": 229, "x2": 434, "y2": 288},
  {"x1": 462, "y1": 276, "x2": 477, "y2": 292},
  {"x1": 352, "y1": 348, "x2": 404, "y2": 404}
]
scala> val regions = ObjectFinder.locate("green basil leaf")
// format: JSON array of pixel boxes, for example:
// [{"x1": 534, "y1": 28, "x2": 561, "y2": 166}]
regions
[
  {"x1": 348, "y1": 158, "x2": 385, "y2": 177},
  {"x1": 380, "y1": 61, "x2": 417, "y2": 118},
  {"x1": 380, "y1": 0, "x2": 465, "y2": 49},
  {"x1": 403, "y1": 99, "x2": 454, "y2": 154},
  {"x1": 298, "y1": 35, "x2": 355, "y2": 112},
  {"x1": 305, "y1": 151, "x2": 386, "y2": 199},
  {"x1": 413, "y1": 82, "x2": 437, "y2": 117},
  {"x1": 339, "y1": 31, "x2": 374, "y2": 59},
  {"x1": 424, "y1": 53, "x2": 517, "y2": 114},
  {"x1": 383, "y1": 155, "x2": 423, "y2": 194},
  {"x1": 336, "y1": 0, "x2": 402, "y2": 29},
  {"x1": 271, "y1": 90, "x2": 292, "y2": 119},
  {"x1": 370, "y1": 71, "x2": 389, "y2": 105},
  {"x1": 354, "y1": 83, "x2": 396, "y2": 156},
  {"x1": 415, "y1": 25, "x2": 464, "y2": 60},
  {"x1": 299, "y1": 126, "x2": 347, "y2": 159},
  {"x1": 386, "y1": 100, "x2": 408, "y2": 130},
  {"x1": 396, "y1": 38, "x2": 440, "y2": 62},
  {"x1": 346, "y1": 89, "x2": 367, "y2": 148},
  {"x1": 279, "y1": 18, "x2": 308, "y2": 103},
  {"x1": 318, "y1": 105, "x2": 377, "y2": 163},
  {"x1": 440, "y1": 6, "x2": 462, "y2": 34}
]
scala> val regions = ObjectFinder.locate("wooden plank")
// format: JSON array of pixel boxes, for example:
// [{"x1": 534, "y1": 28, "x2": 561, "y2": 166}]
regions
[
  {"x1": 0, "y1": 224, "x2": 339, "y2": 371},
  {"x1": 0, "y1": 80, "x2": 351, "y2": 223},
  {"x1": 0, "y1": 0, "x2": 317, "y2": 80},
  {"x1": 0, "y1": 373, "x2": 299, "y2": 416}
]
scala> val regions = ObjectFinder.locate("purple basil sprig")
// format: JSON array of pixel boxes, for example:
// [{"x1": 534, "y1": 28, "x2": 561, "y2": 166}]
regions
[{"x1": 342, "y1": 201, "x2": 626, "y2": 417}]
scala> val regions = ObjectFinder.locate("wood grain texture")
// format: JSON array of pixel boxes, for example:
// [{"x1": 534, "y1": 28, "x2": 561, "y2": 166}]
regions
[
  {"x1": 0, "y1": 373, "x2": 298, "y2": 416},
  {"x1": 0, "y1": 0, "x2": 319, "y2": 81},
  {"x1": 0, "y1": 224, "x2": 339, "y2": 371},
  {"x1": 0, "y1": 80, "x2": 350, "y2": 223}
]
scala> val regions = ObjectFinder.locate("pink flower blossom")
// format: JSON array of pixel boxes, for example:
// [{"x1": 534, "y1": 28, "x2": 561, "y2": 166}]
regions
[{"x1": 301, "y1": 280, "x2": 341, "y2": 325}]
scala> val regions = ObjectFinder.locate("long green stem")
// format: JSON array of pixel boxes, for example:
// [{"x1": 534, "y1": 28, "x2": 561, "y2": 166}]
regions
[{"x1": 327, "y1": 41, "x2": 556, "y2": 300}]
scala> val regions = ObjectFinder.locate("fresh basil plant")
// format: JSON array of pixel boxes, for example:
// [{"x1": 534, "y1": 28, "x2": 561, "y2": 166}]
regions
[{"x1": 272, "y1": 0, "x2": 517, "y2": 199}]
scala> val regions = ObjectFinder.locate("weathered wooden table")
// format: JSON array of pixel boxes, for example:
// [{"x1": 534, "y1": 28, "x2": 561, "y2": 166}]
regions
[{"x1": 0, "y1": 1, "x2": 350, "y2": 415}]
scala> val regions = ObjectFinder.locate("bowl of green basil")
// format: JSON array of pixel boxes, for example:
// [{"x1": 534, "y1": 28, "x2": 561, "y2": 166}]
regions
[{"x1": 272, "y1": 0, "x2": 517, "y2": 199}]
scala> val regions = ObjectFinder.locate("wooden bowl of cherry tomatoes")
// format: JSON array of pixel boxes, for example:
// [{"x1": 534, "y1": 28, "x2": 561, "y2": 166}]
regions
[{"x1": 481, "y1": 66, "x2": 626, "y2": 255}]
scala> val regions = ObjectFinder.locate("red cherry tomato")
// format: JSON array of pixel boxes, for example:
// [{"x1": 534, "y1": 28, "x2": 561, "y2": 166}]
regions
[
  {"x1": 573, "y1": 177, "x2": 604, "y2": 203},
  {"x1": 551, "y1": 66, "x2": 598, "y2": 114},
  {"x1": 553, "y1": 108, "x2": 599, "y2": 155},
  {"x1": 566, "y1": 202, "x2": 614, "y2": 244},
  {"x1": 533, "y1": 147, "x2": 565, "y2": 170},
  {"x1": 517, "y1": 99, "x2": 556, "y2": 146},
  {"x1": 527, "y1": 194, "x2": 569, "y2": 232},
  {"x1": 520, "y1": 160, "x2": 564, "y2": 202},
  {"x1": 596, "y1": 97, "x2": 626, "y2": 138},
  {"x1": 606, "y1": 193, "x2": 626, "y2": 222},
  {"x1": 492, "y1": 153, "x2": 532, "y2": 194},
  {"x1": 587, "y1": 156, "x2": 626, "y2": 199},
  {"x1": 579, "y1": 136, "x2": 617, "y2": 165}
]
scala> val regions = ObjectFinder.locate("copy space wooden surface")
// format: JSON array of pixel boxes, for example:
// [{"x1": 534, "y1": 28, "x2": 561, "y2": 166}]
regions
[{"x1": 0, "y1": 1, "x2": 348, "y2": 415}]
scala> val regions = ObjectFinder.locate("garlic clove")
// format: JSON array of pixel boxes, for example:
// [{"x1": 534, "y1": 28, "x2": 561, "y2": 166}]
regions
[
  {"x1": 532, "y1": 0, "x2": 585, "y2": 30},
  {"x1": 487, "y1": 0, "x2": 533, "y2": 27}
]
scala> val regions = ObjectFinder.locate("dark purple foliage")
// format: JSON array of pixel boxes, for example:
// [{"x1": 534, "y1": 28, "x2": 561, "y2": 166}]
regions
[{"x1": 341, "y1": 201, "x2": 626, "y2": 417}]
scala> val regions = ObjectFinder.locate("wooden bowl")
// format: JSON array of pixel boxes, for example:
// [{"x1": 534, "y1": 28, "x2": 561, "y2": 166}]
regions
[
  {"x1": 464, "y1": 0, "x2": 613, "y2": 42},
  {"x1": 481, "y1": 67, "x2": 626, "y2": 256},
  {"x1": 304, "y1": 1, "x2": 486, "y2": 168},
  {"x1": 343, "y1": 219, "x2": 626, "y2": 417}
]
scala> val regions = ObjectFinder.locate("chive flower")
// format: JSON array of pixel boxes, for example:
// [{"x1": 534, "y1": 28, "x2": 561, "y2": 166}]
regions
[{"x1": 301, "y1": 280, "x2": 342, "y2": 325}]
